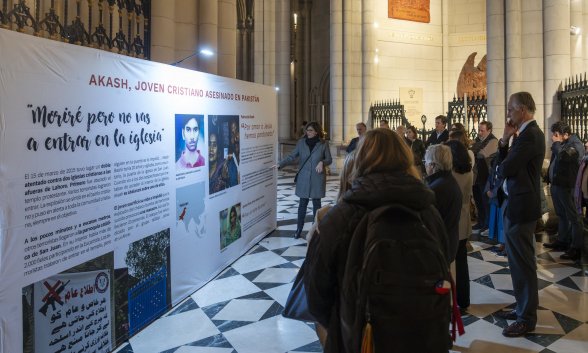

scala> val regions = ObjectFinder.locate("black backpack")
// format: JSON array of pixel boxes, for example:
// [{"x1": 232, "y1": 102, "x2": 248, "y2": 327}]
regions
[{"x1": 340, "y1": 204, "x2": 453, "y2": 353}]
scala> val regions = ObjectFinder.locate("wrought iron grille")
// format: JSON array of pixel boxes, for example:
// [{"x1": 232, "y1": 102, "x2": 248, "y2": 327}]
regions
[
  {"x1": 559, "y1": 73, "x2": 588, "y2": 142},
  {"x1": 0, "y1": 0, "x2": 150, "y2": 58},
  {"x1": 447, "y1": 95, "x2": 487, "y2": 140},
  {"x1": 369, "y1": 100, "x2": 409, "y2": 130}
]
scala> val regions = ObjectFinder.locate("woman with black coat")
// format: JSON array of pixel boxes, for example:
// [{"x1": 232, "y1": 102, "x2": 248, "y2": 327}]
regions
[{"x1": 304, "y1": 128, "x2": 450, "y2": 353}]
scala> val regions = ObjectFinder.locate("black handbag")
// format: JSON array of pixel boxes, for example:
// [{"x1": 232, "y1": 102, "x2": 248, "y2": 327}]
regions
[{"x1": 282, "y1": 264, "x2": 316, "y2": 322}]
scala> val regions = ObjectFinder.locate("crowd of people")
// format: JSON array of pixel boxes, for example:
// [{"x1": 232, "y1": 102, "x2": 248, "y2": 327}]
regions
[{"x1": 279, "y1": 91, "x2": 587, "y2": 352}]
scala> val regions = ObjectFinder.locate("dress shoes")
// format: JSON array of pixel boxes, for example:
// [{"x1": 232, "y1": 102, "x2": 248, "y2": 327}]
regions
[
  {"x1": 502, "y1": 321, "x2": 535, "y2": 337},
  {"x1": 496, "y1": 309, "x2": 517, "y2": 321},
  {"x1": 560, "y1": 247, "x2": 581, "y2": 261},
  {"x1": 294, "y1": 229, "x2": 302, "y2": 239},
  {"x1": 543, "y1": 240, "x2": 568, "y2": 251}
]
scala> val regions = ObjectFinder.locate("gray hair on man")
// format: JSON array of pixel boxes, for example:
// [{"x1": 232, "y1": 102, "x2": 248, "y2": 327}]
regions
[{"x1": 424, "y1": 144, "x2": 453, "y2": 174}]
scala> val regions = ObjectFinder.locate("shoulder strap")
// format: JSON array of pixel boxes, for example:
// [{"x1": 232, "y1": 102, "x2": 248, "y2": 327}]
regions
[{"x1": 295, "y1": 145, "x2": 318, "y2": 178}]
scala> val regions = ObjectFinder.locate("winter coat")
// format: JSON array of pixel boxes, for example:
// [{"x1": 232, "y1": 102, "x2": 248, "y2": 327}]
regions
[
  {"x1": 279, "y1": 138, "x2": 332, "y2": 198},
  {"x1": 304, "y1": 171, "x2": 449, "y2": 353},
  {"x1": 408, "y1": 138, "x2": 426, "y2": 166},
  {"x1": 453, "y1": 170, "x2": 473, "y2": 240},
  {"x1": 548, "y1": 137, "x2": 580, "y2": 189},
  {"x1": 426, "y1": 170, "x2": 462, "y2": 261}
]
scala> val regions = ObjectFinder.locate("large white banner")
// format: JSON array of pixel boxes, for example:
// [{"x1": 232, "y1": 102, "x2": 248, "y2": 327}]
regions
[{"x1": 0, "y1": 29, "x2": 277, "y2": 352}]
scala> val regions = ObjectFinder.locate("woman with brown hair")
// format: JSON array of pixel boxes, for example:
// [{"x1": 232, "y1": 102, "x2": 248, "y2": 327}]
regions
[
  {"x1": 278, "y1": 121, "x2": 332, "y2": 238},
  {"x1": 304, "y1": 128, "x2": 450, "y2": 353},
  {"x1": 406, "y1": 125, "x2": 426, "y2": 174}
]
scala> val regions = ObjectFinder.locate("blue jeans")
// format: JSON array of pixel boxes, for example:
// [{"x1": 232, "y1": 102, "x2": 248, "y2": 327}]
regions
[{"x1": 297, "y1": 198, "x2": 321, "y2": 232}]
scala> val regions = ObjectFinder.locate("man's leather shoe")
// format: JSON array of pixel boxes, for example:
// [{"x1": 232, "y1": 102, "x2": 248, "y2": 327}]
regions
[
  {"x1": 502, "y1": 321, "x2": 534, "y2": 337},
  {"x1": 543, "y1": 240, "x2": 568, "y2": 251},
  {"x1": 294, "y1": 229, "x2": 302, "y2": 239},
  {"x1": 496, "y1": 309, "x2": 517, "y2": 321},
  {"x1": 560, "y1": 248, "x2": 581, "y2": 261}
]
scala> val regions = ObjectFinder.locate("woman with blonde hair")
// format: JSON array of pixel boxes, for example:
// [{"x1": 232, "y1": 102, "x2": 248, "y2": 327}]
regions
[{"x1": 304, "y1": 128, "x2": 450, "y2": 353}]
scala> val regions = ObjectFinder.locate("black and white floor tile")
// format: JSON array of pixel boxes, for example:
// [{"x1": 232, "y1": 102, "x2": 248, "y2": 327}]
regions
[{"x1": 115, "y1": 169, "x2": 588, "y2": 353}]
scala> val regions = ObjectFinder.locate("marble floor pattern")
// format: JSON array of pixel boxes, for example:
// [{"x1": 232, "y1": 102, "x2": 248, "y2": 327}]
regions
[{"x1": 115, "y1": 169, "x2": 588, "y2": 353}]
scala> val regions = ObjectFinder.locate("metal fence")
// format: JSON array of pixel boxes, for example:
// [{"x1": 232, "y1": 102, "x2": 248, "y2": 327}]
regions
[
  {"x1": 447, "y1": 95, "x2": 487, "y2": 141},
  {"x1": 368, "y1": 100, "x2": 410, "y2": 130},
  {"x1": 128, "y1": 265, "x2": 167, "y2": 335},
  {"x1": 0, "y1": 0, "x2": 150, "y2": 58},
  {"x1": 559, "y1": 73, "x2": 588, "y2": 142}
]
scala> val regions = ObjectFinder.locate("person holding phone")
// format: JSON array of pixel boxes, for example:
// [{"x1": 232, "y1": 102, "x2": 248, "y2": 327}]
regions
[
  {"x1": 496, "y1": 92, "x2": 545, "y2": 337},
  {"x1": 278, "y1": 122, "x2": 332, "y2": 238}
]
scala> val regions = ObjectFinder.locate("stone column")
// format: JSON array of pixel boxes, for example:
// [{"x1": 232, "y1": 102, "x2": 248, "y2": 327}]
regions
[
  {"x1": 571, "y1": 0, "x2": 583, "y2": 75},
  {"x1": 361, "y1": 0, "x2": 374, "y2": 124},
  {"x1": 198, "y1": 0, "x2": 218, "y2": 74},
  {"x1": 276, "y1": 0, "x2": 291, "y2": 139},
  {"x1": 330, "y1": 0, "x2": 343, "y2": 143},
  {"x1": 521, "y1": 0, "x2": 544, "y2": 125},
  {"x1": 543, "y1": 0, "x2": 570, "y2": 133},
  {"x1": 150, "y1": 0, "x2": 176, "y2": 64},
  {"x1": 486, "y1": 0, "x2": 506, "y2": 135},
  {"x1": 583, "y1": 0, "x2": 588, "y2": 69},
  {"x1": 218, "y1": 0, "x2": 237, "y2": 78},
  {"x1": 173, "y1": 0, "x2": 198, "y2": 69},
  {"x1": 505, "y1": 0, "x2": 522, "y2": 97}
]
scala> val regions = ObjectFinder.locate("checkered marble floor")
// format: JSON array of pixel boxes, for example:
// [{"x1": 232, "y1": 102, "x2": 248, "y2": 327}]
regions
[{"x1": 115, "y1": 169, "x2": 588, "y2": 353}]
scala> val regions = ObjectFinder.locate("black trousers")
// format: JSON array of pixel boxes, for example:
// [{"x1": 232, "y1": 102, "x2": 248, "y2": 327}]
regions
[
  {"x1": 455, "y1": 239, "x2": 470, "y2": 308},
  {"x1": 297, "y1": 198, "x2": 321, "y2": 232}
]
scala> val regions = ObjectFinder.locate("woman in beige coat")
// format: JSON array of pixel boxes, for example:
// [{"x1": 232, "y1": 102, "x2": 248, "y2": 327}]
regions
[{"x1": 446, "y1": 135, "x2": 473, "y2": 312}]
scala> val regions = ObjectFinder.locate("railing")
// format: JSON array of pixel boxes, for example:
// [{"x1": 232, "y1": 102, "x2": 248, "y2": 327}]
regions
[
  {"x1": 368, "y1": 100, "x2": 410, "y2": 130},
  {"x1": 559, "y1": 73, "x2": 588, "y2": 142},
  {"x1": 447, "y1": 95, "x2": 487, "y2": 141},
  {"x1": 0, "y1": 0, "x2": 150, "y2": 58}
]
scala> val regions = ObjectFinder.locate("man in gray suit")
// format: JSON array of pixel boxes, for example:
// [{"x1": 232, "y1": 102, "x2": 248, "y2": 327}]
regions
[{"x1": 497, "y1": 92, "x2": 545, "y2": 337}]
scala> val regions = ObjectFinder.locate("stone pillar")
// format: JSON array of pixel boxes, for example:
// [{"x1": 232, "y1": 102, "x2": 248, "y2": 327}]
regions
[
  {"x1": 198, "y1": 0, "x2": 218, "y2": 74},
  {"x1": 330, "y1": 0, "x2": 343, "y2": 143},
  {"x1": 442, "y1": 0, "x2": 449, "y2": 107},
  {"x1": 571, "y1": 0, "x2": 583, "y2": 75},
  {"x1": 361, "y1": 0, "x2": 374, "y2": 125},
  {"x1": 486, "y1": 0, "x2": 506, "y2": 135},
  {"x1": 584, "y1": 0, "x2": 588, "y2": 69},
  {"x1": 521, "y1": 0, "x2": 544, "y2": 125},
  {"x1": 543, "y1": 0, "x2": 570, "y2": 133},
  {"x1": 173, "y1": 0, "x2": 198, "y2": 69},
  {"x1": 150, "y1": 0, "x2": 176, "y2": 64},
  {"x1": 218, "y1": 0, "x2": 237, "y2": 78},
  {"x1": 276, "y1": 0, "x2": 291, "y2": 139},
  {"x1": 505, "y1": 0, "x2": 522, "y2": 97}
]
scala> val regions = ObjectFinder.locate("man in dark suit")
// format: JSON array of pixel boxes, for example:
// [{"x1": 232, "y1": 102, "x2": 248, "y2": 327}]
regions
[
  {"x1": 426, "y1": 115, "x2": 449, "y2": 147},
  {"x1": 497, "y1": 92, "x2": 545, "y2": 337}
]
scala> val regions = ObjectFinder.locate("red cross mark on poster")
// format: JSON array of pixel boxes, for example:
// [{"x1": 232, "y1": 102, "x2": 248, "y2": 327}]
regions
[
  {"x1": 38, "y1": 279, "x2": 70, "y2": 316},
  {"x1": 42, "y1": 280, "x2": 63, "y2": 303}
]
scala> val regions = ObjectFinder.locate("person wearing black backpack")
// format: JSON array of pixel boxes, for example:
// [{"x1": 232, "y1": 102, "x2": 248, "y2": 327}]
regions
[{"x1": 304, "y1": 128, "x2": 452, "y2": 353}]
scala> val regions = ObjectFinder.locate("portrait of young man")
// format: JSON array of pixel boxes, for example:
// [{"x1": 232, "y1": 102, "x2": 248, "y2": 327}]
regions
[{"x1": 175, "y1": 114, "x2": 205, "y2": 170}]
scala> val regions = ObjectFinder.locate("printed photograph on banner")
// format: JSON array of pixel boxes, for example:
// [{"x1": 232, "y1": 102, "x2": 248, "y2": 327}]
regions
[
  {"x1": 175, "y1": 114, "x2": 205, "y2": 170},
  {"x1": 208, "y1": 115, "x2": 240, "y2": 195},
  {"x1": 113, "y1": 228, "x2": 171, "y2": 343},
  {"x1": 175, "y1": 182, "x2": 206, "y2": 237},
  {"x1": 220, "y1": 203, "x2": 241, "y2": 250},
  {"x1": 23, "y1": 253, "x2": 114, "y2": 353}
]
